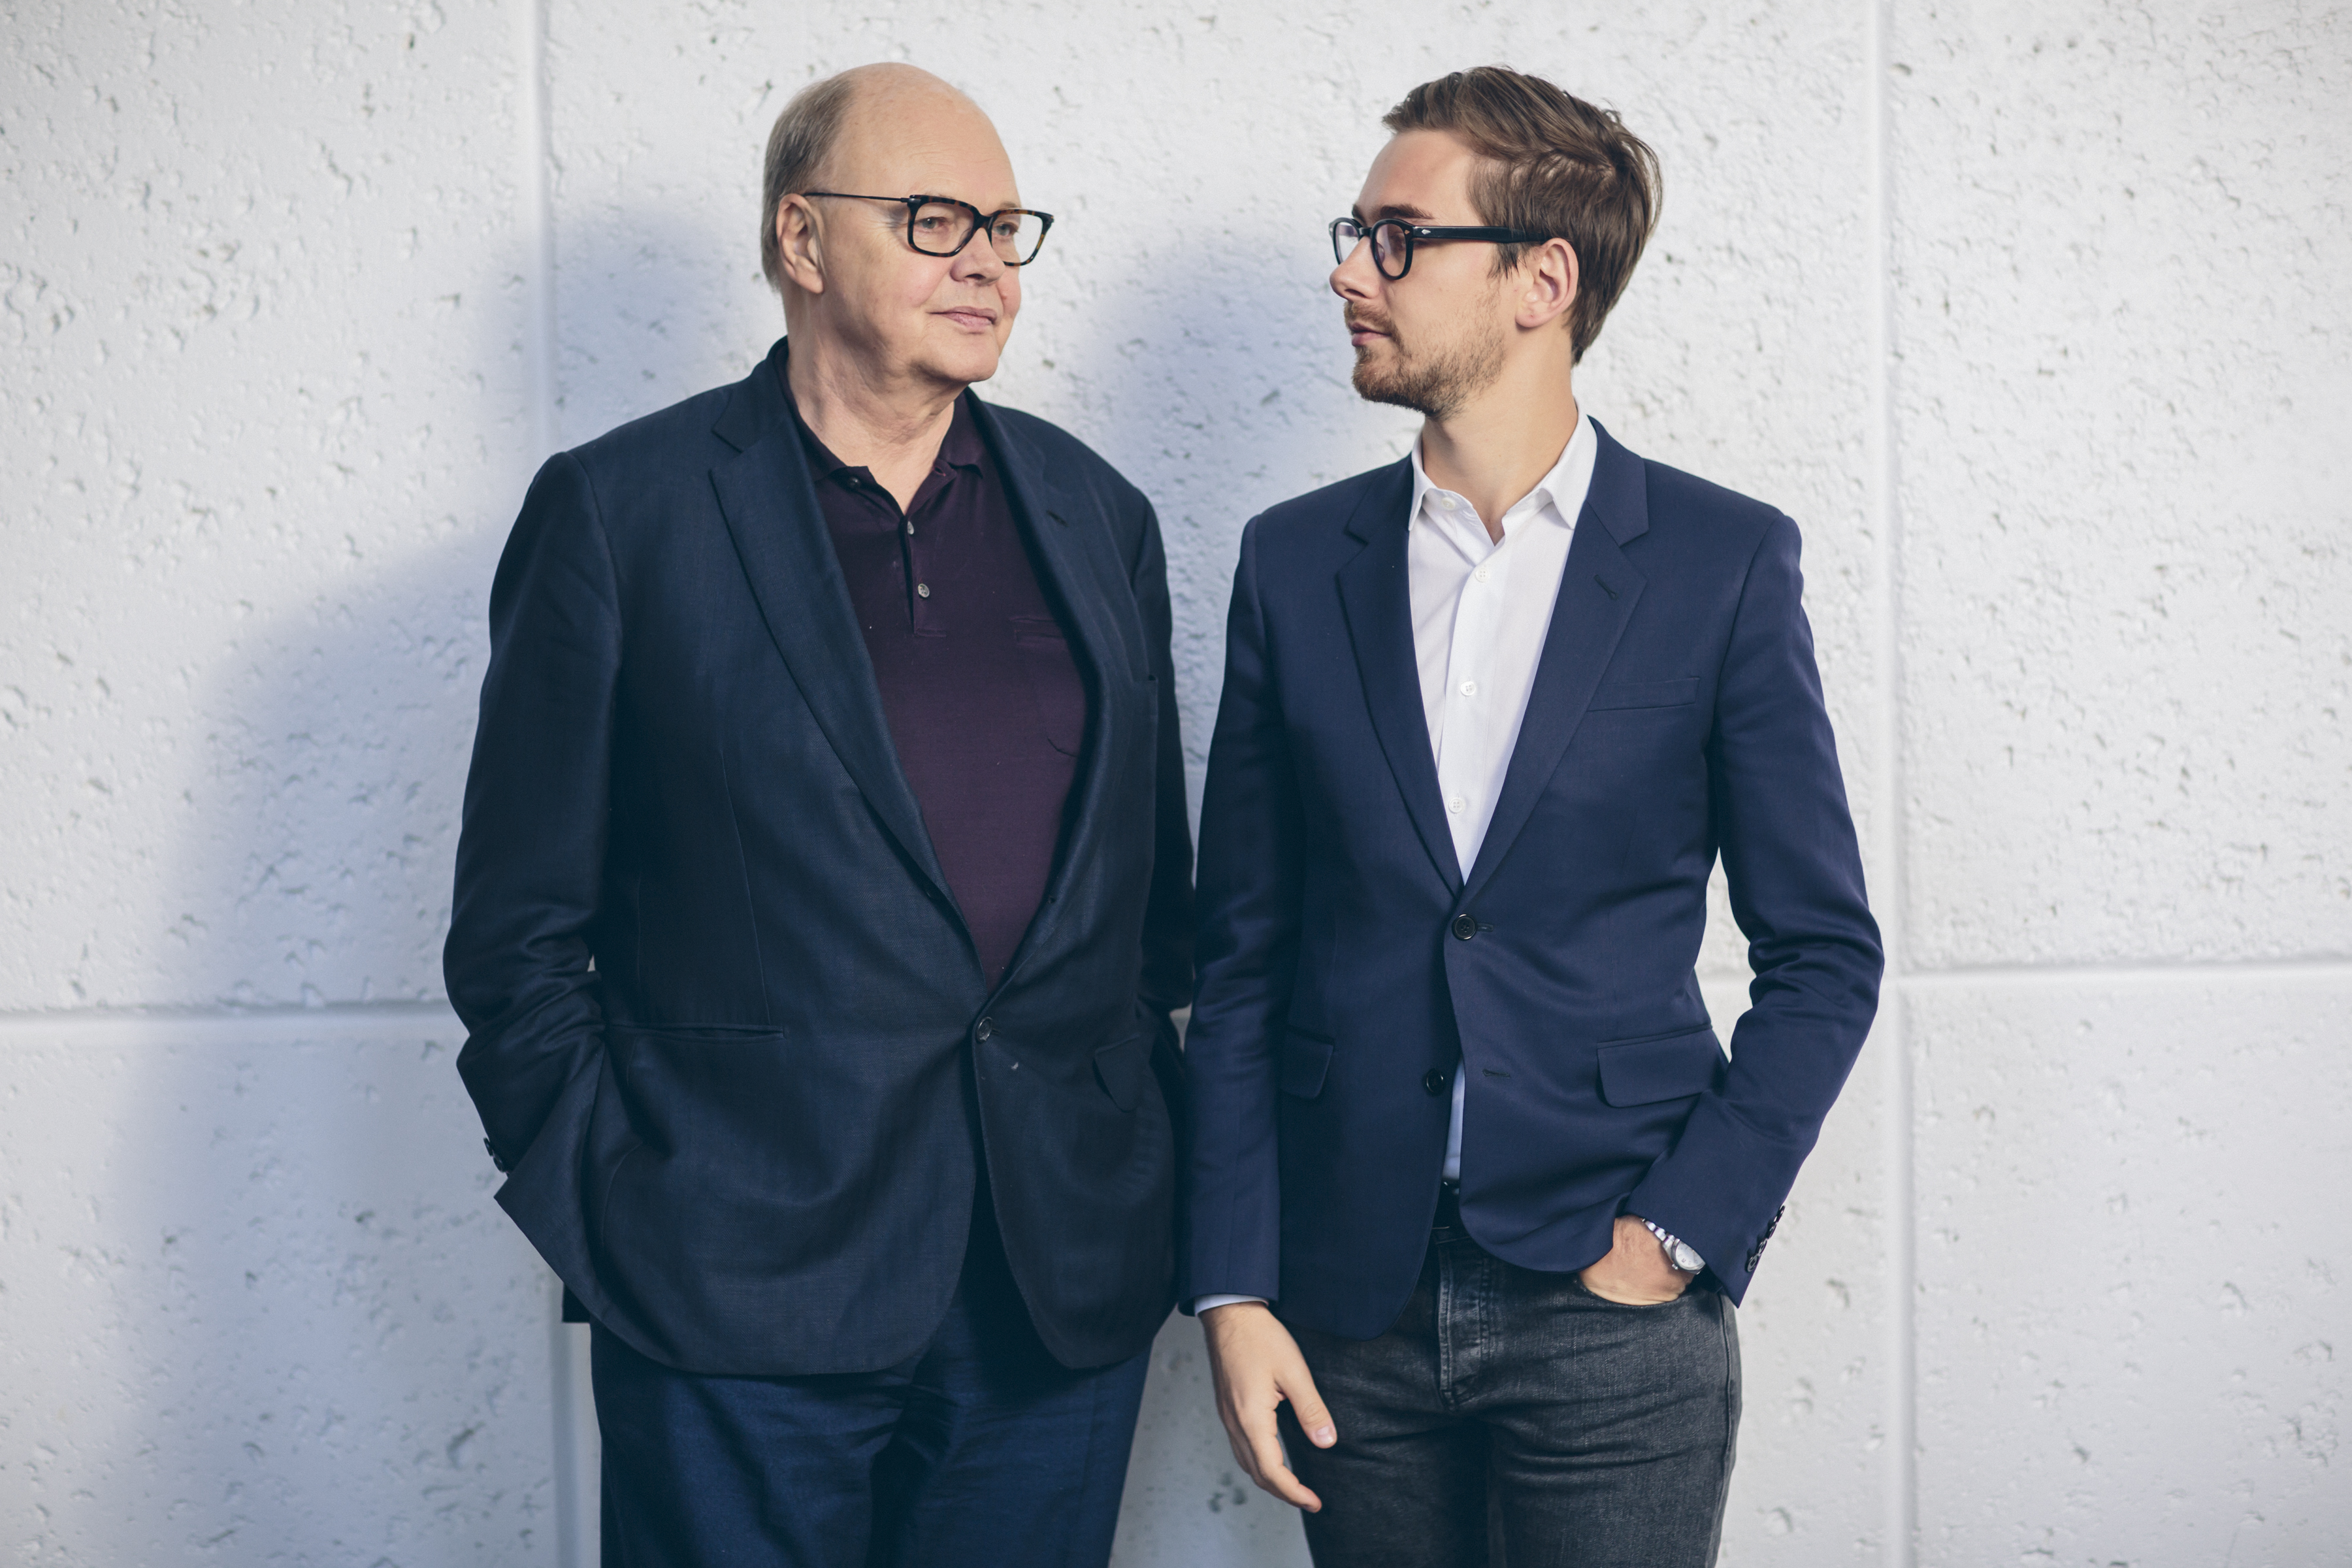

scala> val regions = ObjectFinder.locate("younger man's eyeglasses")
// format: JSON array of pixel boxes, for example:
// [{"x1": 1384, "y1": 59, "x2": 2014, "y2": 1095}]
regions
[
  {"x1": 800, "y1": 192, "x2": 1055, "y2": 265},
  {"x1": 1329, "y1": 216, "x2": 1552, "y2": 280}
]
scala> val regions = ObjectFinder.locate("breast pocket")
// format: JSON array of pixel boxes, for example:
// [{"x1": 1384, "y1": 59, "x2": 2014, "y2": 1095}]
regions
[
  {"x1": 1588, "y1": 676, "x2": 1699, "y2": 711},
  {"x1": 1011, "y1": 615, "x2": 1086, "y2": 757},
  {"x1": 1279, "y1": 1027, "x2": 1335, "y2": 1100}
]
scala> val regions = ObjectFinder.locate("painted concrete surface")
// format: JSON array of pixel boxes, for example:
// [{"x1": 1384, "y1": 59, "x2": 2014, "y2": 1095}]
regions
[
  {"x1": 0, "y1": 1011, "x2": 562, "y2": 1564},
  {"x1": 3, "y1": 2, "x2": 2346, "y2": 1565}
]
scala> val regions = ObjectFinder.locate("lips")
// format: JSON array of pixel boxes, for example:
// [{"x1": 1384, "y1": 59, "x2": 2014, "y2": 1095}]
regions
[{"x1": 938, "y1": 306, "x2": 1000, "y2": 329}]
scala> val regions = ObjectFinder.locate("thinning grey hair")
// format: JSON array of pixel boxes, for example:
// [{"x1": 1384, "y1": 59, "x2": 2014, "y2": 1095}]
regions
[{"x1": 760, "y1": 73, "x2": 861, "y2": 292}]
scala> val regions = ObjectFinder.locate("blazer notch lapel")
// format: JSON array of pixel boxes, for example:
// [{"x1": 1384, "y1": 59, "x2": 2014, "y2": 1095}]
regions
[
  {"x1": 708, "y1": 416, "x2": 955, "y2": 910},
  {"x1": 966, "y1": 397, "x2": 1132, "y2": 980},
  {"x1": 1460, "y1": 446, "x2": 1651, "y2": 899},
  {"x1": 1335, "y1": 462, "x2": 1463, "y2": 896}
]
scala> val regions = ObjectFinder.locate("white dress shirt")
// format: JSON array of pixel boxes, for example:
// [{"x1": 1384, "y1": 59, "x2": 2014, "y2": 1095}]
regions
[
  {"x1": 1194, "y1": 416, "x2": 1597, "y2": 1316},
  {"x1": 1409, "y1": 415, "x2": 1596, "y2": 1181}
]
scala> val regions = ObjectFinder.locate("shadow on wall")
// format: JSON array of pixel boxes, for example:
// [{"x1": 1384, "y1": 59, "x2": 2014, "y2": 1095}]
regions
[
  {"x1": 101, "y1": 200, "x2": 1354, "y2": 1564},
  {"x1": 95, "y1": 210, "x2": 726, "y2": 1563}
]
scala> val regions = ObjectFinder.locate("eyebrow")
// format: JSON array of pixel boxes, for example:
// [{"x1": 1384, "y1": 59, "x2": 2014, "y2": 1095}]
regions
[{"x1": 1360, "y1": 201, "x2": 1435, "y2": 223}]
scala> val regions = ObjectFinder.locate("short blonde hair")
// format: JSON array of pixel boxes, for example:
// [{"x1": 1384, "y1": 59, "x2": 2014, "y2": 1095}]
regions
[{"x1": 759, "y1": 73, "x2": 860, "y2": 292}]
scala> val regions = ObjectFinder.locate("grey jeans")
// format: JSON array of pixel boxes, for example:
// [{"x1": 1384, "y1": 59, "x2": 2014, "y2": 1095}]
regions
[{"x1": 1275, "y1": 1213, "x2": 1740, "y2": 1568}]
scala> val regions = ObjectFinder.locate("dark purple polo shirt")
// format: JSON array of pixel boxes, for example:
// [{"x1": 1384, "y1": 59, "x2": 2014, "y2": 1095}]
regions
[{"x1": 787, "y1": 379, "x2": 1088, "y2": 987}]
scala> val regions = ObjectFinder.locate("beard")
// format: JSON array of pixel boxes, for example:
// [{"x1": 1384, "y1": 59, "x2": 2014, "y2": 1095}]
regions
[{"x1": 1348, "y1": 305, "x2": 1505, "y2": 420}]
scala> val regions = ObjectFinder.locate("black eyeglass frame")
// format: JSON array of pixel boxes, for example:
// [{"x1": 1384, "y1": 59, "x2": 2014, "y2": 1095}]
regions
[
  {"x1": 1329, "y1": 216, "x2": 1554, "y2": 280},
  {"x1": 798, "y1": 191, "x2": 1056, "y2": 265}
]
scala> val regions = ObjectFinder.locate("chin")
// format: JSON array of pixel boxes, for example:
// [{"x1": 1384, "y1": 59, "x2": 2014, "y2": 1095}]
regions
[{"x1": 924, "y1": 337, "x2": 1005, "y2": 388}]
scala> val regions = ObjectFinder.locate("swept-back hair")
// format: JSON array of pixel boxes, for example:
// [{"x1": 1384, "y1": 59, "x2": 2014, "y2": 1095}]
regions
[{"x1": 1385, "y1": 67, "x2": 1662, "y2": 362}]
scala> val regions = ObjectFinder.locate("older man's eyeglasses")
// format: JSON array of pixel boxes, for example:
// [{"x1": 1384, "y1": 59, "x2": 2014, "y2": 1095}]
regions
[
  {"x1": 1330, "y1": 216, "x2": 1552, "y2": 280},
  {"x1": 800, "y1": 192, "x2": 1055, "y2": 265}
]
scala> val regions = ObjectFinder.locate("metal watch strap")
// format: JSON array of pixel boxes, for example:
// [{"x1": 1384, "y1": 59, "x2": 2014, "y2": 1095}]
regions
[{"x1": 1641, "y1": 1218, "x2": 1704, "y2": 1273}]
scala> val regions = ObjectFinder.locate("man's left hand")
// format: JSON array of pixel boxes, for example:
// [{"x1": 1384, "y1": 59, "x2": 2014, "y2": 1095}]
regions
[{"x1": 1576, "y1": 1214, "x2": 1695, "y2": 1305}]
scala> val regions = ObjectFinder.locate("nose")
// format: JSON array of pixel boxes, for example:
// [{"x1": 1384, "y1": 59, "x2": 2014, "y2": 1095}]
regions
[
  {"x1": 1331, "y1": 236, "x2": 1379, "y2": 300},
  {"x1": 952, "y1": 231, "x2": 1009, "y2": 283}
]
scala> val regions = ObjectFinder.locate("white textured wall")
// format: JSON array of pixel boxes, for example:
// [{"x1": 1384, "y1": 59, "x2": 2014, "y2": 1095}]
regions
[{"x1": 3, "y1": 3, "x2": 2344, "y2": 1564}]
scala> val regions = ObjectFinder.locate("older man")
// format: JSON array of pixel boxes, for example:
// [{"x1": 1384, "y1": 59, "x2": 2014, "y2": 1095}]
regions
[{"x1": 445, "y1": 65, "x2": 1191, "y2": 1567}]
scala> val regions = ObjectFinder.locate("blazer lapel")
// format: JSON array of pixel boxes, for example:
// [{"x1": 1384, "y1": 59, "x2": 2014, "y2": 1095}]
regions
[
  {"x1": 1335, "y1": 459, "x2": 1463, "y2": 896},
  {"x1": 708, "y1": 345, "x2": 955, "y2": 908},
  {"x1": 966, "y1": 396, "x2": 1128, "y2": 979},
  {"x1": 1460, "y1": 421, "x2": 1650, "y2": 901}
]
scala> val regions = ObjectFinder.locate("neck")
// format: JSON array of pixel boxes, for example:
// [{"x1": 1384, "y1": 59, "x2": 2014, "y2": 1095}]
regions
[
  {"x1": 1416, "y1": 355, "x2": 1580, "y2": 544},
  {"x1": 784, "y1": 326, "x2": 964, "y2": 512}
]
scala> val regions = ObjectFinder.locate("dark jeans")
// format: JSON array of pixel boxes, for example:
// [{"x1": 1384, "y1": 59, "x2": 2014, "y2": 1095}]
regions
[
  {"x1": 591, "y1": 1197, "x2": 1151, "y2": 1568},
  {"x1": 1277, "y1": 1215, "x2": 1740, "y2": 1568}
]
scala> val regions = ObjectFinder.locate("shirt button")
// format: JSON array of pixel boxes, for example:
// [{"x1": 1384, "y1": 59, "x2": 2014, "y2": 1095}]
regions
[
  {"x1": 1447, "y1": 795, "x2": 1465, "y2": 815},
  {"x1": 1423, "y1": 1068, "x2": 1449, "y2": 1097},
  {"x1": 1451, "y1": 913, "x2": 1478, "y2": 941},
  {"x1": 1474, "y1": 566, "x2": 1490, "y2": 583},
  {"x1": 975, "y1": 1017, "x2": 993, "y2": 1042},
  {"x1": 1460, "y1": 679, "x2": 1477, "y2": 697},
  {"x1": 916, "y1": 582, "x2": 932, "y2": 598}
]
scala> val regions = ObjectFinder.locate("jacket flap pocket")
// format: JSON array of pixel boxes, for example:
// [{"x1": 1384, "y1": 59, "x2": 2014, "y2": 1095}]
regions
[
  {"x1": 1596, "y1": 1024, "x2": 1724, "y2": 1107},
  {"x1": 1279, "y1": 1028, "x2": 1334, "y2": 1100},
  {"x1": 1093, "y1": 1034, "x2": 1149, "y2": 1112},
  {"x1": 1589, "y1": 676, "x2": 1698, "y2": 711}
]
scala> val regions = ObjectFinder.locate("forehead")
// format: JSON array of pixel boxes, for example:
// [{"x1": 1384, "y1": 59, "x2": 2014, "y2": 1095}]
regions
[
  {"x1": 1356, "y1": 129, "x2": 1482, "y2": 220},
  {"x1": 834, "y1": 88, "x2": 1020, "y2": 208}
]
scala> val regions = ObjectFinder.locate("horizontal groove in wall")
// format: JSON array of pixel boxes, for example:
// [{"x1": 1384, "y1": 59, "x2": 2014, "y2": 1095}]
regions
[
  {"x1": 0, "y1": 1001, "x2": 463, "y2": 1047},
  {"x1": 1897, "y1": 956, "x2": 2352, "y2": 988},
  {"x1": 5, "y1": 956, "x2": 2349, "y2": 1043}
]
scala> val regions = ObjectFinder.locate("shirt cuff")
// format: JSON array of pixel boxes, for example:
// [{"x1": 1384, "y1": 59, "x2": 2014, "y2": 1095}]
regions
[{"x1": 1192, "y1": 1294, "x2": 1268, "y2": 1315}]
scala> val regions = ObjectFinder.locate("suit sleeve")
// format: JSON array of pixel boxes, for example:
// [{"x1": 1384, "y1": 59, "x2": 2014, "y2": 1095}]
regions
[
  {"x1": 1126, "y1": 489, "x2": 1196, "y2": 1021},
  {"x1": 1625, "y1": 513, "x2": 1883, "y2": 1298},
  {"x1": 1178, "y1": 519, "x2": 1306, "y2": 1306},
  {"x1": 444, "y1": 451, "x2": 619, "y2": 1170},
  {"x1": 1123, "y1": 486, "x2": 1198, "y2": 1137}
]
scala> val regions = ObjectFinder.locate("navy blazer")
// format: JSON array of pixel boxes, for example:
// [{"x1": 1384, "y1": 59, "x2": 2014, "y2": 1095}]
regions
[
  {"x1": 1181, "y1": 422, "x2": 1880, "y2": 1335},
  {"x1": 447, "y1": 339, "x2": 1194, "y2": 1376}
]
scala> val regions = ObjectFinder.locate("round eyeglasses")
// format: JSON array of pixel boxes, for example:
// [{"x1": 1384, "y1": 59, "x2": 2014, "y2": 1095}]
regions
[
  {"x1": 1329, "y1": 216, "x2": 1552, "y2": 280},
  {"x1": 800, "y1": 191, "x2": 1055, "y2": 266}
]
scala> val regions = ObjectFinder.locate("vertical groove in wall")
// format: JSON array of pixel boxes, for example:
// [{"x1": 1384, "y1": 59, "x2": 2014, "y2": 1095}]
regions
[
  {"x1": 1864, "y1": 0, "x2": 1916, "y2": 1563},
  {"x1": 512, "y1": 1, "x2": 578, "y2": 1561},
  {"x1": 518, "y1": 0, "x2": 558, "y2": 461}
]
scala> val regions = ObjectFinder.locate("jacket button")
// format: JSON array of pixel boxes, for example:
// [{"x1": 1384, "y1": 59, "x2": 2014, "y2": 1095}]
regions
[
  {"x1": 1423, "y1": 1068, "x2": 1449, "y2": 1097},
  {"x1": 975, "y1": 1017, "x2": 994, "y2": 1042},
  {"x1": 1450, "y1": 913, "x2": 1478, "y2": 941}
]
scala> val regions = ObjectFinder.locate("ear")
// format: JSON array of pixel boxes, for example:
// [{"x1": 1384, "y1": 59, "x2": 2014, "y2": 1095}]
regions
[
  {"x1": 1514, "y1": 237, "x2": 1578, "y2": 334},
  {"x1": 774, "y1": 195, "x2": 826, "y2": 297}
]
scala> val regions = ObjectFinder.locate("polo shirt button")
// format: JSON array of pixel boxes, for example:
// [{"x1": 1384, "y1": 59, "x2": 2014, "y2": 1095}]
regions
[
  {"x1": 1422, "y1": 1068, "x2": 1448, "y2": 1097},
  {"x1": 916, "y1": 582, "x2": 932, "y2": 598},
  {"x1": 1451, "y1": 913, "x2": 1478, "y2": 941},
  {"x1": 975, "y1": 1017, "x2": 993, "y2": 1042}
]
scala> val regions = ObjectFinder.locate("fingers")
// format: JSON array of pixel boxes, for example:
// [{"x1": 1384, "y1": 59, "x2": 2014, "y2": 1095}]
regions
[
  {"x1": 1203, "y1": 1309, "x2": 1331, "y2": 1512},
  {"x1": 1246, "y1": 1402, "x2": 1322, "y2": 1511},
  {"x1": 1280, "y1": 1359, "x2": 1337, "y2": 1450}
]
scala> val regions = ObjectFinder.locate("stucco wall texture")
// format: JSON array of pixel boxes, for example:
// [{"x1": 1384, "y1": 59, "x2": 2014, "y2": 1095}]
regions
[{"x1": 2, "y1": 2, "x2": 2344, "y2": 1564}]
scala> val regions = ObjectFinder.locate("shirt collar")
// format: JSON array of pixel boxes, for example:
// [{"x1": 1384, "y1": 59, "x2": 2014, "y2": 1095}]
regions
[{"x1": 1407, "y1": 410, "x2": 1595, "y2": 540}]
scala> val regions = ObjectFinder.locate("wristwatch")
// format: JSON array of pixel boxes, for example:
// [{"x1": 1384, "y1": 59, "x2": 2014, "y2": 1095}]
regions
[{"x1": 1641, "y1": 1218, "x2": 1705, "y2": 1274}]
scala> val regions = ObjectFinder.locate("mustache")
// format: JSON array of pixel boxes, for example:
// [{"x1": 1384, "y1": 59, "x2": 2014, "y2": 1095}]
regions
[{"x1": 1344, "y1": 307, "x2": 1394, "y2": 336}]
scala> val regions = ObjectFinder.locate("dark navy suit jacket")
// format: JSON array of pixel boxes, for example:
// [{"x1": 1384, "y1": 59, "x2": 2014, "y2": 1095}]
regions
[
  {"x1": 446, "y1": 339, "x2": 1193, "y2": 1376},
  {"x1": 1181, "y1": 422, "x2": 1880, "y2": 1335}
]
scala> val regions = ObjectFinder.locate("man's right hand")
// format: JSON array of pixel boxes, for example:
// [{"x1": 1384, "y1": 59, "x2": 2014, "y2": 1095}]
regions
[{"x1": 1200, "y1": 1301, "x2": 1336, "y2": 1511}]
